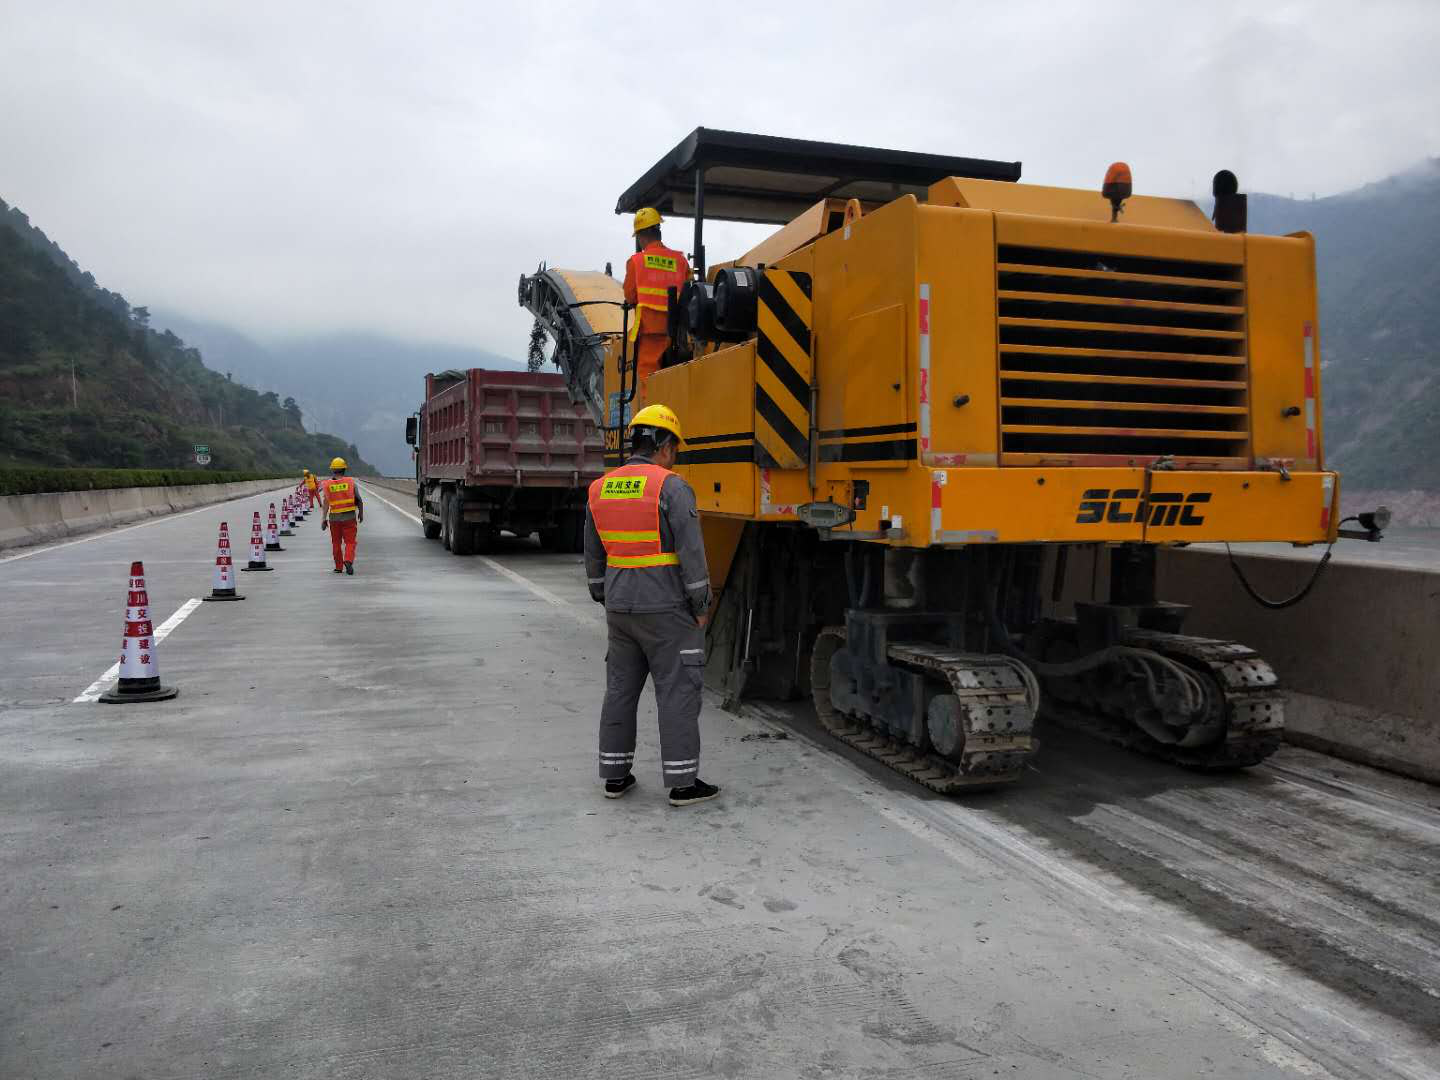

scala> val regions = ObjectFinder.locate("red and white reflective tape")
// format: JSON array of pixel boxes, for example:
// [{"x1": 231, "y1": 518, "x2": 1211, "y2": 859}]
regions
[
  {"x1": 918, "y1": 284, "x2": 932, "y2": 461},
  {"x1": 1303, "y1": 321, "x2": 1318, "y2": 462},
  {"x1": 930, "y1": 469, "x2": 946, "y2": 538},
  {"x1": 250, "y1": 512, "x2": 266, "y2": 562},
  {"x1": 213, "y1": 522, "x2": 234, "y2": 591},
  {"x1": 118, "y1": 561, "x2": 159, "y2": 681},
  {"x1": 266, "y1": 503, "x2": 280, "y2": 545},
  {"x1": 758, "y1": 467, "x2": 796, "y2": 517}
]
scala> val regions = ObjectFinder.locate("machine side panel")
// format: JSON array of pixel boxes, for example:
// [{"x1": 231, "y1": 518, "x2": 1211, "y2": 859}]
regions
[
  {"x1": 1247, "y1": 232, "x2": 1322, "y2": 469},
  {"x1": 652, "y1": 346, "x2": 758, "y2": 518},
  {"x1": 813, "y1": 197, "x2": 918, "y2": 480},
  {"x1": 930, "y1": 467, "x2": 1147, "y2": 544},
  {"x1": 994, "y1": 214, "x2": 1245, "y2": 264},
  {"x1": 1142, "y1": 471, "x2": 1337, "y2": 544},
  {"x1": 915, "y1": 205, "x2": 1000, "y2": 467}
]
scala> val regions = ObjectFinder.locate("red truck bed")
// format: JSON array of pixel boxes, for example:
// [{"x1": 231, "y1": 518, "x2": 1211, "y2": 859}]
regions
[{"x1": 420, "y1": 369, "x2": 603, "y2": 487}]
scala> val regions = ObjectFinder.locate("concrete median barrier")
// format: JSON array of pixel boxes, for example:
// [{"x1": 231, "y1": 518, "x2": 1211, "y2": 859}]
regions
[
  {"x1": 0, "y1": 479, "x2": 287, "y2": 553},
  {"x1": 1158, "y1": 548, "x2": 1440, "y2": 784},
  {"x1": 361, "y1": 476, "x2": 416, "y2": 496}
]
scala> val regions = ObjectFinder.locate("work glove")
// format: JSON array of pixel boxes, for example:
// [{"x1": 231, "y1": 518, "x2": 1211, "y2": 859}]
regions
[
  {"x1": 589, "y1": 586, "x2": 605, "y2": 604},
  {"x1": 321, "y1": 519, "x2": 328, "y2": 531}
]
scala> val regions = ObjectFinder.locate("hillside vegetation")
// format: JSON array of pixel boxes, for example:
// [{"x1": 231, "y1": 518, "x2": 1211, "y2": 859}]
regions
[
  {"x1": 1248, "y1": 160, "x2": 1440, "y2": 492},
  {"x1": 0, "y1": 198, "x2": 374, "y2": 475}
]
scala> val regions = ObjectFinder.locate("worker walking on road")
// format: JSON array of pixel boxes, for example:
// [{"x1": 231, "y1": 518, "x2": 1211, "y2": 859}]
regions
[
  {"x1": 586, "y1": 404, "x2": 719, "y2": 806},
  {"x1": 320, "y1": 457, "x2": 363, "y2": 575},
  {"x1": 623, "y1": 208, "x2": 691, "y2": 391},
  {"x1": 303, "y1": 468, "x2": 320, "y2": 510}
]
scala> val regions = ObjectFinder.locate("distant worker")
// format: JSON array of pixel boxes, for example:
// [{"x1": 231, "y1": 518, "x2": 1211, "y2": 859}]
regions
[
  {"x1": 623, "y1": 207, "x2": 691, "y2": 389},
  {"x1": 585, "y1": 404, "x2": 718, "y2": 807},
  {"x1": 320, "y1": 457, "x2": 363, "y2": 575},
  {"x1": 303, "y1": 468, "x2": 320, "y2": 510}
]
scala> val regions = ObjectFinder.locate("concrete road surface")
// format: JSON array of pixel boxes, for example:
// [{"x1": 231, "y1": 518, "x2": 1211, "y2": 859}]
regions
[{"x1": 1, "y1": 482, "x2": 1436, "y2": 1079}]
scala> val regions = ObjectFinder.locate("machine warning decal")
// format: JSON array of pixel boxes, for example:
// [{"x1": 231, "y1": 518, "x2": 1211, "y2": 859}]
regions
[
  {"x1": 600, "y1": 476, "x2": 649, "y2": 500},
  {"x1": 1075, "y1": 489, "x2": 1211, "y2": 526},
  {"x1": 754, "y1": 269, "x2": 814, "y2": 470}
]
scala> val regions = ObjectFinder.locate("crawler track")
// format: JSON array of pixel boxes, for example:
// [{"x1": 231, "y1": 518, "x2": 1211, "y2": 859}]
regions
[
  {"x1": 1039, "y1": 626, "x2": 1285, "y2": 770},
  {"x1": 809, "y1": 627, "x2": 1040, "y2": 793}
]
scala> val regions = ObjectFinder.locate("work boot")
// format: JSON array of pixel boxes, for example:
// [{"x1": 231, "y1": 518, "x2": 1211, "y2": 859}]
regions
[
  {"x1": 604, "y1": 774, "x2": 637, "y2": 799},
  {"x1": 344, "y1": 561, "x2": 354, "y2": 575},
  {"x1": 668, "y1": 779, "x2": 720, "y2": 807},
  {"x1": 332, "y1": 567, "x2": 343, "y2": 574}
]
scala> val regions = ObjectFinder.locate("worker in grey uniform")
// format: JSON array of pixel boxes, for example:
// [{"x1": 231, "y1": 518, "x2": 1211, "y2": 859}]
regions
[{"x1": 584, "y1": 403, "x2": 720, "y2": 806}]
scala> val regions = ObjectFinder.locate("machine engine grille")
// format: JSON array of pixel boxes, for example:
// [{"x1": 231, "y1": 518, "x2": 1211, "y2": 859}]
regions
[{"x1": 996, "y1": 244, "x2": 1250, "y2": 466}]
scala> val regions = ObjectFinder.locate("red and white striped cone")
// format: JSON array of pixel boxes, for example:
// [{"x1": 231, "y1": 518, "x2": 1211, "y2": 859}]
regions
[
  {"x1": 265, "y1": 502, "x2": 284, "y2": 552},
  {"x1": 203, "y1": 521, "x2": 245, "y2": 601},
  {"x1": 99, "y1": 561, "x2": 179, "y2": 703},
  {"x1": 279, "y1": 496, "x2": 295, "y2": 536},
  {"x1": 291, "y1": 490, "x2": 305, "y2": 525},
  {"x1": 241, "y1": 510, "x2": 273, "y2": 571}
]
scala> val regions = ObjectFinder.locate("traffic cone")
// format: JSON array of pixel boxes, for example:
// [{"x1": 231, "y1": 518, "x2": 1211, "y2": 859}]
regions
[
  {"x1": 290, "y1": 492, "x2": 304, "y2": 525},
  {"x1": 241, "y1": 511, "x2": 273, "y2": 571},
  {"x1": 265, "y1": 503, "x2": 284, "y2": 551},
  {"x1": 203, "y1": 521, "x2": 245, "y2": 601},
  {"x1": 99, "y1": 561, "x2": 179, "y2": 703},
  {"x1": 280, "y1": 496, "x2": 295, "y2": 536}
]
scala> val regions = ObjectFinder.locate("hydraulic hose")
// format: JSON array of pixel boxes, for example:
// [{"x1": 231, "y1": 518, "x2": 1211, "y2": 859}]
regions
[
  {"x1": 982, "y1": 580, "x2": 1208, "y2": 720},
  {"x1": 1225, "y1": 534, "x2": 1338, "y2": 611}
]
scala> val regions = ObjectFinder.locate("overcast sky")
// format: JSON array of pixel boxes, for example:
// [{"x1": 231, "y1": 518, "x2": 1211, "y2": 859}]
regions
[{"x1": 3, "y1": 0, "x2": 1437, "y2": 357}]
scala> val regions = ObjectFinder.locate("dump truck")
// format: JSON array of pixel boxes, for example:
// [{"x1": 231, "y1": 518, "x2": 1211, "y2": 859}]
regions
[
  {"x1": 522, "y1": 128, "x2": 1383, "y2": 792},
  {"x1": 404, "y1": 368, "x2": 603, "y2": 554}
]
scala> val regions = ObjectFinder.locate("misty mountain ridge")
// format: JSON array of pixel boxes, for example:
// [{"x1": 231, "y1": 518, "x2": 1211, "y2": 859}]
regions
[
  {"x1": 0, "y1": 198, "x2": 373, "y2": 475},
  {"x1": 1244, "y1": 156, "x2": 1440, "y2": 496},
  {"x1": 152, "y1": 313, "x2": 519, "y2": 475}
]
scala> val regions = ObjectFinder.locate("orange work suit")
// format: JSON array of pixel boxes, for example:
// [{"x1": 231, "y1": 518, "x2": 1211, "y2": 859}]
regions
[
  {"x1": 323, "y1": 476, "x2": 360, "y2": 571},
  {"x1": 623, "y1": 242, "x2": 690, "y2": 389},
  {"x1": 329, "y1": 519, "x2": 358, "y2": 570}
]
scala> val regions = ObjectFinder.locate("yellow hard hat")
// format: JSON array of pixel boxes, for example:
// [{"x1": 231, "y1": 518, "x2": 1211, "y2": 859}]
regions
[
  {"x1": 632, "y1": 207, "x2": 663, "y2": 235},
  {"x1": 303, "y1": 468, "x2": 311, "y2": 476},
  {"x1": 330, "y1": 457, "x2": 348, "y2": 471},
  {"x1": 628, "y1": 403, "x2": 682, "y2": 443}
]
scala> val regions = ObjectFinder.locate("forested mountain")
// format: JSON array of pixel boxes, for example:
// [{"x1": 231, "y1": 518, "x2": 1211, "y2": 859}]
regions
[
  {"x1": 0, "y1": 198, "x2": 373, "y2": 474},
  {"x1": 1248, "y1": 159, "x2": 1440, "y2": 493},
  {"x1": 152, "y1": 313, "x2": 515, "y2": 476}
]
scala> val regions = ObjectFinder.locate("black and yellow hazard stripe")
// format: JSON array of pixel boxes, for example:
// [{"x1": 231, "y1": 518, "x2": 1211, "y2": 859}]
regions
[
  {"x1": 754, "y1": 270, "x2": 813, "y2": 470},
  {"x1": 677, "y1": 431, "x2": 755, "y2": 465},
  {"x1": 817, "y1": 422, "x2": 918, "y2": 463}
]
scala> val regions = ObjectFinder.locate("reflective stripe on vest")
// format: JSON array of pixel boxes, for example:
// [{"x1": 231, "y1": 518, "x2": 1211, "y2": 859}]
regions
[
  {"x1": 587, "y1": 462, "x2": 677, "y2": 571},
  {"x1": 629, "y1": 245, "x2": 687, "y2": 314},
  {"x1": 326, "y1": 477, "x2": 356, "y2": 515}
]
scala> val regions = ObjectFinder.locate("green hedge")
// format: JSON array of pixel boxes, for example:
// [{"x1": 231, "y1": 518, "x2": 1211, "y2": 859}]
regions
[{"x1": 0, "y1": 467, "x2": 291, "y2": 497}]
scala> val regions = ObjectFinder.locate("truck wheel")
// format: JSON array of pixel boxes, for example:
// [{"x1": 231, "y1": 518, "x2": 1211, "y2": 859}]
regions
[
  {"x1": 422, "y1": 515, "x2": 441, "y2": 540},
  {"x1": 450, "y1": 497, "x2": 477, "y2": 556},
  {"x1": 440, "y1": 493, "x2": 453, "y2": 550}
]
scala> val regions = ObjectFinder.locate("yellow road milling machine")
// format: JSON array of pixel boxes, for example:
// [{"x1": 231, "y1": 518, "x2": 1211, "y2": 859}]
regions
[{"x1": 522, "y1": 128, "x2": 1357, "y2": 792}]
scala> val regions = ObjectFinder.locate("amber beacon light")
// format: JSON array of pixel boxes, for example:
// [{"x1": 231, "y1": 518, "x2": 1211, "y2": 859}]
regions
[{"x1": 1102, "y1": 161, "x2": 1133, "y2": 221}]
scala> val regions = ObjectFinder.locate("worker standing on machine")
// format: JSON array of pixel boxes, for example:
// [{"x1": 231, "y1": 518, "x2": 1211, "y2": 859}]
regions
[
  {"x1": 303, "y1": 468, "x2": 320, "y2": 510},
  {"x1": 623, "y1": 208, "x2": 691, "y2": 389},
  {"x1": 320, "y1": 457, "x2": 363, "y2": 575},
  {"x1": 585, "y1": 404, "x2": 719, "y2": 806}
]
